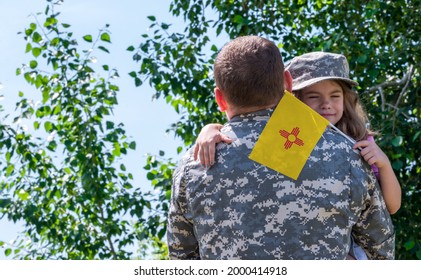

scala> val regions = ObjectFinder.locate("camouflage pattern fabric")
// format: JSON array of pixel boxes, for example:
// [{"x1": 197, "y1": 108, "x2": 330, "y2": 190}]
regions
[
  {"x1": 167, "y1": 109, "x2": 395, "y2": 260},
  {"x1": 285, "y1": 51, "x2": 358, "y2": 91}
]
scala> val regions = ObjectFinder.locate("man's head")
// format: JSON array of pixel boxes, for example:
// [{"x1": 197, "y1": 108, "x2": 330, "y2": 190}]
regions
[{"x1": 213, "y1": 36, "x2": 291, "y2": 118}]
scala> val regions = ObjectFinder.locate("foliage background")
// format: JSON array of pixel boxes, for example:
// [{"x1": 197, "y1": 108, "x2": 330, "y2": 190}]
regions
[{"x1": 1, "y1": 0, "x2": 420, "y2": 259}]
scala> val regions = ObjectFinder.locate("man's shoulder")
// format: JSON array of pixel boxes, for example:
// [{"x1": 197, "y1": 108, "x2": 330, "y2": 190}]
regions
[
  {"x1": 318, "y1": 129, "x2": 356, "y2": 153},
  {"x1": 309, "y1": 128, "x2": 363, "y2": 169},
  {"x1": 173, "y1": 147, "x2": 199, "y2": 175}
]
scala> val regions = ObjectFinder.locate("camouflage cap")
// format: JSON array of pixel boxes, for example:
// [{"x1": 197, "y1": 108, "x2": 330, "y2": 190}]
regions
[{"x1": 285, "y1": 52, "x2": 358, "y2": 91}]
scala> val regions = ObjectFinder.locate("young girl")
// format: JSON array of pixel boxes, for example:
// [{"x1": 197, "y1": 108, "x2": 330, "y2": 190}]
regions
[{"x1": 194, "y1": 51, "x2": 401, "y2": 216}]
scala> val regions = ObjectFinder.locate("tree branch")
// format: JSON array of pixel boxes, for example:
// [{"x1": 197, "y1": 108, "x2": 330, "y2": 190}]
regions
[{"x1": 365, "y1": 64, "x2": 415, "y2": 114}]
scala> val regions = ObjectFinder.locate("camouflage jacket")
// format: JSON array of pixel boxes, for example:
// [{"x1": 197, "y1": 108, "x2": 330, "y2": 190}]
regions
[{"x1": 167, "y1": 109, "x2": 395, "y2": 260}]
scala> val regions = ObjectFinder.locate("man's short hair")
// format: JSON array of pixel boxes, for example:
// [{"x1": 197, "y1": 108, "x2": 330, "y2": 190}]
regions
[{"x1": 214, "y1": 36, "x2": 285, "y2": 109}]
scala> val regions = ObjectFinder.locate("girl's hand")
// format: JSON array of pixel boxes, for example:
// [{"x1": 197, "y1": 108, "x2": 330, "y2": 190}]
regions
[
  {"x1": 354, "y1": 139, "x2": 402, "y2": 214},
  {"x1": 193, "y1": 123, "x2": 233, "y2": 167},
  {"x1": 353, "y1": 140, "x2": 390, "y2": 169}
]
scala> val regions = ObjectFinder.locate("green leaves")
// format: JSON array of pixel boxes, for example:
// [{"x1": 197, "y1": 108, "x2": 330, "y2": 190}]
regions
[
  {"x1": 5, "y1": 164, "x2": 14, "y2": 176},
  {"x1": 101, "y1": 32, "x2": 111, "y2": 43},
  {"x1": 44, "y1": 121, "x2": 53, "y2": 132},
  {"x1": 83, "y1": 35, "x2": 93, "y2": 42},
  {"x1": 44, "y1": 16, "x2": 58, "y2": 27},
  {"x1": 0, "y1": 1, "x2": 143, "y2": 260},
  {"x1": 29, "y1": 60, "x2": 38, "y2": 69},
  {"x1": 391, "y1": 136, "x2": 403, "y2": 147},
  {"x1": 17, "y1": 190, "x2": 30, "y2": 201},
  {"x1": 83, "y1": 31, "x2": 110, "y2": 44},
  {"x1": 4, "y1": 248, "x2": 12, "y2": 257}
]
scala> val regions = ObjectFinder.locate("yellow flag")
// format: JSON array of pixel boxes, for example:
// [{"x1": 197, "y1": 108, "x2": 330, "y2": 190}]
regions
[{"x1": 249, "y1": 91, "x2": 330, "y2": 180}]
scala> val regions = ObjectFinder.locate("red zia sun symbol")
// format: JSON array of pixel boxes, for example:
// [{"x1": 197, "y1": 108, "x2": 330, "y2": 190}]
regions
[{"x1": 279, "y1": 127, "x2": 304, "y2": 150}]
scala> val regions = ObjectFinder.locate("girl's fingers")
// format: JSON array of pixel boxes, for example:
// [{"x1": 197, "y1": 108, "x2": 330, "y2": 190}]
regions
[
  {"x1": 365, "y1": 154, "x2": 376, "y2": 165},
  {"x1": 201, "y1": 146, "x2": 210, "y2": 167},
  {"x1": 193, "y1": 143, "x2": 200, "y2": 161},
  {"x1": 220, "y1": 134, "x2": 233, "y2": 144},
  {"x1": 208, "y1": 142, "x2": 216, "y2": 166},
  {"x1": 194, "y1": 131, "x2": 233, "y2": 168},
  {"x1": 353, "y1": 140, "x2": 369, "y2": 150}
]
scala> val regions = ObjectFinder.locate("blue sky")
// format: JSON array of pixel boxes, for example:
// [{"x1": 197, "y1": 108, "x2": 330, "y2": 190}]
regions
[{"x1": 0, "y1": 0, "x2": 198, "y2": 258}]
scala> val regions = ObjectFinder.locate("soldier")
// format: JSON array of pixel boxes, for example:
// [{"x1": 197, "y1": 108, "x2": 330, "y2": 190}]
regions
[{"x1": 166, "y1": 35, "x2": 395, "y2": 259}]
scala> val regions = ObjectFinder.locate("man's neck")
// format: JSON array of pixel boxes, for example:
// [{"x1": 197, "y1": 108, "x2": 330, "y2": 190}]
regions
[{"x1": 226, "y1": 103, "x2": 278, "y2": 120}]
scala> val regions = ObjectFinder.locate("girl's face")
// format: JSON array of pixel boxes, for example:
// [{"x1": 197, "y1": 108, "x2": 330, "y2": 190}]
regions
[{"x1": 300, "y1": 80, "x2": 344, "y2": 125}]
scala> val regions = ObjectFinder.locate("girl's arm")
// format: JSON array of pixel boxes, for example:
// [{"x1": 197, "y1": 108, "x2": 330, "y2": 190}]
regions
[
  {"x1": 354, "y1": 140, "x2": 402, "y2": 214},
  {"x1": 193, "y1": 123, "x2": 232, "y2": 167}
]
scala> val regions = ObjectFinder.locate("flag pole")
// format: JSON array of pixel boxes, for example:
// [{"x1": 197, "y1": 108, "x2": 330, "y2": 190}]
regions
[{"x1": 328, "y1": 123, "x2": 356, "y2": 145}]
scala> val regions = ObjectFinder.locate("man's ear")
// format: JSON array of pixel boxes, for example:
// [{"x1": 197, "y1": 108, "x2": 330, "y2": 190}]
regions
[
  {"x1": 284, "y1": 70, "x2": 293, "y2": 93},
  {"x1": 215, "y1": 87, "x2": 228, "y2": 112}
]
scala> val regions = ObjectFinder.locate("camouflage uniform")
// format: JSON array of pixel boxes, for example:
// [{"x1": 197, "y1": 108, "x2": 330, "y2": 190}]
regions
[{"x1": 167, "y1": 109, "x2": 395, "y2": 260}]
